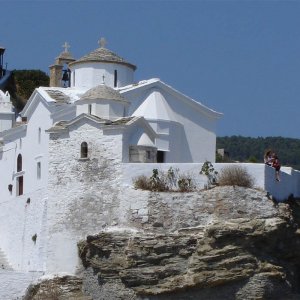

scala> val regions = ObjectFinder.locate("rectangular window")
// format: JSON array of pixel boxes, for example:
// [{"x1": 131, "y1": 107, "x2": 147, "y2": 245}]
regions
[
  {"x1": 88, "y1": 104, "x2": 92, "y2": 115},
  {"x1": 38, "y1": 128, "x2": 41, "y2": 144},
  {"x1": 37, "y1": 162, "x2": 41, "y2": 179},
  {"x1": 114, "y1": 70, "x2": 117, "y2": 87},
  {"x1": 146, "y1": 150, "x2": 151, "y2": 160},
  {"x1": 17, "y1": 176, "x2": 23, "y2": 196}
]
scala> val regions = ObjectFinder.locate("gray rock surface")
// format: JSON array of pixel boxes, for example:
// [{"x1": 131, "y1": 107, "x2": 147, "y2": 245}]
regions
[{"x1": 24, "y1": 187, "x2": 300, "y2": 299}]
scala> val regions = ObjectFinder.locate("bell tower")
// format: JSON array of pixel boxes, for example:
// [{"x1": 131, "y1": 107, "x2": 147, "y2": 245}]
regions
[{"x1": 49, "y1": 42, "x2": 75, "y2": 87}]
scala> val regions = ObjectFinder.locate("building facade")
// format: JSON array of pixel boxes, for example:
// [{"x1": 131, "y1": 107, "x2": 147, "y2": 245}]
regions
[{"x1": 0, "y1": 39, "x2": 222, "y2": 275}]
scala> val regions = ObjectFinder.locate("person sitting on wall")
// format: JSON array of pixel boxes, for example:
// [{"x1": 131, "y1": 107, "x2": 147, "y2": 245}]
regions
[
  {"x1": 272, "y1": 153, "x2": 281, "y2": 182},
  {"x1": 264, "y1": 149, "x2": 273, "y2": 166}
]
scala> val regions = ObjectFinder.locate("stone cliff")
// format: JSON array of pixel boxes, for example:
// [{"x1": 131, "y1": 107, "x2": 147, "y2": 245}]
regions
[{"x1": 24, "y1": 186, "x2": 300, "y2": 299}]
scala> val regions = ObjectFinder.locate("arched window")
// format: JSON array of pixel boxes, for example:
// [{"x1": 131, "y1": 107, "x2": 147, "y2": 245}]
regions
[
  {"x1": 81, "y1": 142, "x2": 88, "y2": 158},
  {"x1": 17, "y1": 154, "x2": 22, "y2": 172}
]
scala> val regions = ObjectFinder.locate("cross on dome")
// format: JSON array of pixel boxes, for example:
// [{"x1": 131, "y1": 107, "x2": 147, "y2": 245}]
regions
[
  {"x1": 62, "y1": 42, "x2": 70, "y2": 53},
  {"x1": 99, "y1": 37, "x2": 107, "y2": 48}
]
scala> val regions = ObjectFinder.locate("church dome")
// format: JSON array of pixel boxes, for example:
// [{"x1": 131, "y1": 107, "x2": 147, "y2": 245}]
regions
[
  {"x1": 69, "y1": 43, "x2": 136, "y2": 71},
  {"x1": 80, "y1": 84, "x2": 129, "y2": 103}
]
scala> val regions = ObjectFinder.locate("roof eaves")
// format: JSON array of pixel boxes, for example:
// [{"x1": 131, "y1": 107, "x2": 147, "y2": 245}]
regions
[
  {"x1": 0, "y1": 123, "x2": 27, "y2": 139},
  {"x1": 69, "y1": 59, "x2": 137, "y2": 71}
]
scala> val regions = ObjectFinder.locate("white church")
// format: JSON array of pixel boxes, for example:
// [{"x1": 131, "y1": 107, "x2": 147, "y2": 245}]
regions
[
  {"x1": 0, "y1": 38, "x2": 222, "y2": 202},
  {"x1": 0, "y1": 38, "x2": 224, "y2": 296},
  {"x1": 1, "y1": 38, "x2": 300, "y2": 299}
]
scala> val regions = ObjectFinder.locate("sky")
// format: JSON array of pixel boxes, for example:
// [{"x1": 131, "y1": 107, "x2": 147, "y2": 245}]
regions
[{"x1": 0, "y1": 0, "x2": 300, "y2": 138}]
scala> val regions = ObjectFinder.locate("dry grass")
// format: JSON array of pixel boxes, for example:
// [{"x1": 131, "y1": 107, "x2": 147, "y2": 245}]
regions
[{"x1": 218, "y1": 165, "x2": 254, "y2": 188}]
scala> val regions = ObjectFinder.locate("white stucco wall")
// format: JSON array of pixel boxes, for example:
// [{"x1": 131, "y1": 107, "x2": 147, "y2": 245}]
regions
[
  {"x1": 0, "y1": 270, "x2": 42, "y2": 300},
  {"x1": 121, "y1": 163, "x2": 266, "y2": 190},
  {"x1": 124, "y1": 86, "x2": 218, "y2": 163},
  {"x1": 70, "y1": 62, "x2": 134, "y2": 89},
  {"x1": 0, "y1": 99, "x2": 52, "y2": 272},
  {"x1": 0, "y1": 112, "x2": 15, "y2": 131},
  {"x1": 46, "y1": 121, "x2": 126, "y2": 274}
]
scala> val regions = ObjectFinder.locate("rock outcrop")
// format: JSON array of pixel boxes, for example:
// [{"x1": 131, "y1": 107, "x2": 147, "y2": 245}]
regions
[
  {"x1": 78, "y1": 187, "x2": 300, "y2": 300},
  {"x1": 25, "y1": 187, "x2": 300, "y2": 299}
]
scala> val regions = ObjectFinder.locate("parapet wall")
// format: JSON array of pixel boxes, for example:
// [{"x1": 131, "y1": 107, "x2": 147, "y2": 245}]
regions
[{"x1": 121, "y1": 162, "x2": 300, "y2": 201}]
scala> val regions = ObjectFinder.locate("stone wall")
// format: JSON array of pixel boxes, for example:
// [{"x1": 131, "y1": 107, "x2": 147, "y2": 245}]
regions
[{"x1": 46, "y1": 122, "x2": 127, "y2": 273}]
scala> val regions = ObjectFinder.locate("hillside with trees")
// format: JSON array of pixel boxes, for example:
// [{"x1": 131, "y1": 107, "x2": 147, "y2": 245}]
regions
[
  {"x1": 5, "y1": 69, "x2": 49, "y2": 111},
  {"x1": 217, "y1": 136, "x2": 300, "y2": 170}
]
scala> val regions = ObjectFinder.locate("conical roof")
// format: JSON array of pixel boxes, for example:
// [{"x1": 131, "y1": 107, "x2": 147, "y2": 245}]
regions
[
  {"x1": 80, "y1": 84, "x2": 129, "y2": 103},
  {"x1": 69, "y1": 46, "x2": 136, "y2": 70}
]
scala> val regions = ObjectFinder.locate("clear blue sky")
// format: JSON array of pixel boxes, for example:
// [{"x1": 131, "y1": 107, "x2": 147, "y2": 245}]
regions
[{"x1": 1, "y1": 0, "x2": 300, "y2": 138}]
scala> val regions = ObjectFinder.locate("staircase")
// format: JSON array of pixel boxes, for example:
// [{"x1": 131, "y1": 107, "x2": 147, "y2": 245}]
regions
[{"x1": 0, "y1": 248, "x2": 13, "y2": 270}]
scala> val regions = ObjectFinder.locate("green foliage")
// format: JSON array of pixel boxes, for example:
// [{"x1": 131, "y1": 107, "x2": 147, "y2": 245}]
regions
[
  {"x1": 5, "y1": 69, "x2": 49, "y2": 111},
  {"x1": 217, "y1": 136, "x2": 300, "y2": 170},
  {"x1": 218, "y1": 165, "x2": 254, "y2": 188},
  {"x1": 149, "y1": 168, "x2": 169, "y2": 192},
  {"x1": 247, "y1": 156, "x2": 258, "y2": 163},
  {"x1": 133, "y1": 167, "x2": 195, "y2": 192},
  {"x1": 177, "y1": 175, "x2": 195, "y2": 192},
  {"x1": 200, "y1": 161, "x2": 218, "y2": 188}
]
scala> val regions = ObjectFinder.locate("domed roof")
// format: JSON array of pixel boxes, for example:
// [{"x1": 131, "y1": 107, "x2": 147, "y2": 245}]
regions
[
  {"x1": 80, "y1": 84, "x2": 129, "y2": 103},
  {"x1": 57, "y1": 51, "x2": 74, "y2": 60},
  {"x1": 69, "y1": 39, "x2": 136, "y2": 70}
]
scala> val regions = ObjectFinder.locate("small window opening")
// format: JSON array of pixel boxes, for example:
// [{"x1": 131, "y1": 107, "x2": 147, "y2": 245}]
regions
[
  {"x1": 38, "y1": 127, "x2": 41, "y2": 144},
  {"x1": 88, "y1": 104, "x2": 92, "y2": 115},
  {"x1": 114, "y1": 70, "x2": 118, "y2": 87},
  {"x1": 81, "y1": 142, "x2": 88, "y2": 158},
  {"x1": 19, "y1": 138, "x2": 22, "y2": 149},
  {"x1": 157, "y1": 151, "x2": 165, "y2": 163},
  {"x1": 17, "y1": 176, "x2": 23, "y2": 196},
  {"x1": 17, "y1": 154, "x2": 22, "y2": 172},
  {"x1": 146, "y1": 151, "x2": 151, "y2": 160},
  {"x1": 37, "y1": 162, "x2": 41, "y2": 179}
]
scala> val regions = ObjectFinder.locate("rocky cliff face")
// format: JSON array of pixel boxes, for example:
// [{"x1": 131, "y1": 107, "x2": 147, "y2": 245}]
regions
[{"x1": 25, "y1": 187, "x2": 300, "y2": 299}]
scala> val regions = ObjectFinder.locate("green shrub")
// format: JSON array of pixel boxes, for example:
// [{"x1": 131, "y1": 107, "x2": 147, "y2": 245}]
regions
[
  {"x1": 200, "y1": 161, "x2": 218, "y2": 188},
  {"x1": 218, "y1": 165, "x2": 254, "y2": 188},
  {"x1": 177, "y1": 175, "x2": 196, "y2": 192},
  {"x1": 133, "y1": 167, "x2": 195, "y2": 192}
]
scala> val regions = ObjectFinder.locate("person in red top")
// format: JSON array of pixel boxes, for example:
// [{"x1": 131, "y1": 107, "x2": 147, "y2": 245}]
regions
[{"x1": 272, "y1": 153, "x2": 281, "y2": 181}]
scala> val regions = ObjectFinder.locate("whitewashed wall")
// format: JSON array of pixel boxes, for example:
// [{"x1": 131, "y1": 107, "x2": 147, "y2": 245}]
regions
[
  {"x1": 70, "y1": 62, "x2": 134, "y2": 89},
  {"x1": 121, "y1": 163, "x2": 266, "y2": 190},
  {"x1": 123, "y1": 86, "x2": 218, "y2": 163},
  {"x1": 0, "y1": 99, "x2": 52, "y2": 272},
  {"x1": 0, "y1": 188, "x2": 48, "y2": 272},
  {"x1": 0, "y1": 270, "x2": 42, "y2": 300},
  {"x1": 121, "y1": 162, "x2": 299, "y2": 202},
  {"x1": 46, "y1": 121, "x2": 126, "y2": 274}
]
